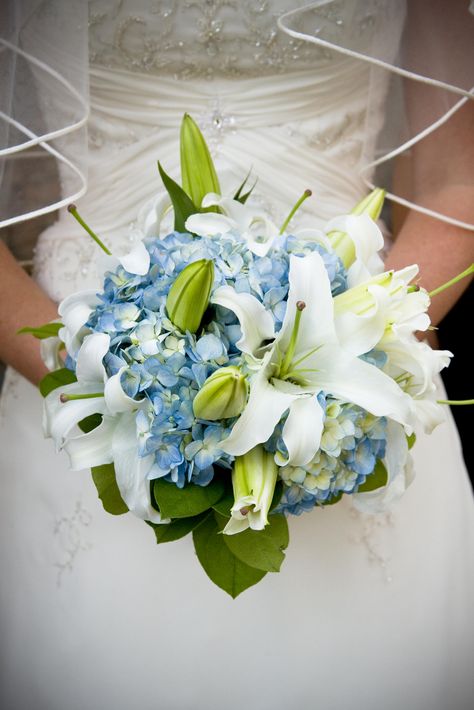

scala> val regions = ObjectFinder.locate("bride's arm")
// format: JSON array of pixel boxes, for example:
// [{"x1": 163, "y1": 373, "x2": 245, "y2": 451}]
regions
[
  {"x1": 385, "y1": 0, "x2": 474, "y2": 327},
  {"x1": 0, "y1": 241, "x2": 58, "y2": 385}
]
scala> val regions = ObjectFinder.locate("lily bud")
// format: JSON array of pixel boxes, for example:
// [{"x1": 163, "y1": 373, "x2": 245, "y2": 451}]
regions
[
  {"x1": 193, "y1": 366, "x2": 248, "y2": 420},
  {"x1": 328, "y1": 188, "x2": 386, "y2": 268},
  {"x1": 166, "y1": 259, "x2": 214, "y2": 333},
  {"x1": 180, "y1": 113, "x2": 221, "y2": 208},
  {"x1": 223, "y1": 445, "x2": 278, "y2": 535}
]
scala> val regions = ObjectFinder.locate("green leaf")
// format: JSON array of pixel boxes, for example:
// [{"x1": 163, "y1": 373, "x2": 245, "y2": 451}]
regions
[
  {"x1": 216, "y1": 512, "x2": 289, "y2": 573},
  {"x1": 39, "y1": 368, "x2": 77, "y2": 397},
  {"x1": 153, "y1": 477, "x2": 226, "y2": 519},
  {"x1": 270, "y1": 481, "x2": 283, "y2": 511},
  {"x1": 91, "y1": 464, "x2": 128, "y2": 515},
  {"x1": 18, "y1": 322, "x2": 63, "y2": 339},
  {"x1": 180, "y1": 113, "x2": 221, "y2": 207},
  {"x1": 78, "y1": 413, "x2": 103, "y2": 433},
  {"x1": 212, "y1": 491, "x2": 234, "y2": 517},
  {"x1": 192, "y1": 513, "x2": 266, "y2": 598},
  {"x1": 322, "y1": 491, "x2": 343, "y2": 506},
  {"x1": 158, "y1": 161, "x2": 197, "y2": 233},
  {"x1": 407, "y1": 432, "x2": 417, "y2": 450},
  {"x1": 233, "y1": 169, "x2": 257, "y2": 204},
  {"x1": 147, "y1": 512, "x2": 208, "y2": 544},
  {"x1": 357, "y1": 460, "x2": 388, "y2": 493}
]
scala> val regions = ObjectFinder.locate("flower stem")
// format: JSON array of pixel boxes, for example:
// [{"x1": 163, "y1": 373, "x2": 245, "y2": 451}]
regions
[
  {"x1": 279, "y1": 189, "x2": 312, "y2": 235},
  {"x1": 60, "y1": 392, "x2": 104, "y2": 403},
  {"x1": 67, "y1": 204, "x2": 112, "y2": 255},
  {"x1": 437, "y1": 399, "x2": 474, "y2": 406},
  {"x1": 429, "y1": 263, "x2": 474, "y2": 298}
]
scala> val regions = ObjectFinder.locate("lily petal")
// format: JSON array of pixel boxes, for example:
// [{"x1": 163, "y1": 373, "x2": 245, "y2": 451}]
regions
[
  {"x1": 335, "y1": 284, "x2": 391, "y2": 357},
  {"x1": 76, "y1": 332, "x2": 110, "y2": 385},
  {"x1": 64, "y1": 415, "x2": 116, "y2": 470},
  {"x1": 137, "y1": 191, "x2": 171, "y2": 237},
  {"x1": 104, "y1": 368, "x2": 145, "y2": 414},
  {"x1": 305, "y1": 344, "x2": 413, "y2": 427},
  {"x1": 353, "y1": 421, "x2": 414, "y2": 513},
  {"x1": 112, "y1": 412, "x2": 164, "y2": 524},
  {"x1": 212, "y1": 286, "x2": 275, "y2": 356},
  {"x1": 277, "y1": 252, "x2": 336, "y2": 357},
  {"x1": 40, "y1": 336, "x2": 64, "y2": 372},
  {"x1": 58, "y1": 290, "x2": 99, "y2": 356},
  {"x1": 279, "y1": 395, "x2": 325, "y2": 467},
  {"x1": 43, "y1": 382, "x2": 107, "y2": 446},
  {"x1": 220, "y1": 357, "x2": 298, "y2": 456},
  {"x1": 185, "y1": 212, "x2": 234, "y2": 236},
  {"x1": 119, "y1": 240, "x2": 150, "y2": 275}
]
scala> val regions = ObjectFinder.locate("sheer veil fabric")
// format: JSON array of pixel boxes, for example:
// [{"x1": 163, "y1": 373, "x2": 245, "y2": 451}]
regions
[{"x1": 0, "y1": 2, "x2": 473, "y2": 709}]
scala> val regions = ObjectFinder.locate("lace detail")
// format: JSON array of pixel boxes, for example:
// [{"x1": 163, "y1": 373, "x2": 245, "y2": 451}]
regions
[
  {"x1": 88, "y1": 0, "x2": 377, "y2": 79},
  {"x1": 348, "y1": 507, "x2": 395, "y2": 583},
  {"x1": 53, "y1": 500, "x2": 93, "y2": 587}
]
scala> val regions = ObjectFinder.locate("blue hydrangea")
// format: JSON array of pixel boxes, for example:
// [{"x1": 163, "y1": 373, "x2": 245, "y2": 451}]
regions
[{"x1": 71, "y1": 226, "x2": 394, "y2": 513}]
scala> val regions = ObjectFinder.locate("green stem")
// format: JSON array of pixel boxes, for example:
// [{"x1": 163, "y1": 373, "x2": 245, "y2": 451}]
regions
[
  {"x1": 437, "y1": 399, "x2": 474, "y2": 406},
  {"x1": 279, "y1": 189, "x2": 312, "y2": 235},
  {"x1": 429, "y1": 263, "x2": 474, "y2": 298},
  {"x1": 67, "y1": 204, "x2": 112, "y2": 255},
  {"x1": 60, "y1": 392, "x2": 104, "y2": 403}
]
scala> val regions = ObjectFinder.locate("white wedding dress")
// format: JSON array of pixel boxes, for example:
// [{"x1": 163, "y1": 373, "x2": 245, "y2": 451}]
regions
[{"x1": 1, "y1": 3, "x2": 473, "y2": 709}]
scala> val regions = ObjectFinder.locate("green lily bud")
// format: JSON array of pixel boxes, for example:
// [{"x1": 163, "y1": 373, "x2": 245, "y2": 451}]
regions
[
  {"x1": 166, "y1": 259, "x2": 214, "y2": 333},
  {"x1": 328, "y1": 188, "x2": 386, "y2": 268},
  {"x1": 180, "y1": 113, "x2": 221, "y2": 208},
  {"x1": 193, "y1": 366, "x2": 248, "y2": 420},
  {"x1": 223, "y1": 445, "x2": 278, "y2": 535}
]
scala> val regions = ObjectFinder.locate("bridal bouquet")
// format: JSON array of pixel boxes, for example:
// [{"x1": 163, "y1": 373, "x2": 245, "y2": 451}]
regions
[{"x1": 23, "y1": 115, "x2": 454, "y2": 596}]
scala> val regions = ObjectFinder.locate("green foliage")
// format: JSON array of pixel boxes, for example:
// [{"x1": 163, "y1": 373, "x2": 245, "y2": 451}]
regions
[
  {"x1": 322, "y1": 491, "x2": 343, "y2": 506},
  {"x1": 357, "y1": 460, "x2": 388, "y2": 493},
  {"x1": 233, "y1": 169, "x2": 257, "y2": 204},
  {"x1": 153, "y1": 477, "x2": 225, "y2": 519},
  {"x1": 78, "y1": 414, "x2": 103, "y2": 433},
  {"x1": 158, "y1": 161, "x2": 197, "y2": 232},
  {"x1": 39, "y1": 368, "x2": 77, "y2": 397},
  {"x1": 407, "y1": 432, "x2": 417, "y2": 450},
  {"x1": 91, "y1": 464, "x2": 128, "y2": 515},
  {"x1": 148, "y1": 513, "x2": 208, "y2": 544},
  {"x1": 192, "y1": 513, "x2": 266, "y2": 598},
  {"x1": 217, "y1": 512, "x2": 289, "y2": 573},
  {"x1": 18, "y1": 322, "x2": 63, "y2": 339}
]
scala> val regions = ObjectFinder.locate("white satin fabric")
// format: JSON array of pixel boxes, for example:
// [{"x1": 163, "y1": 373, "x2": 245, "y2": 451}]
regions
[{"x1": 1, "y1": 16, "x2": 474, "y2": 710}]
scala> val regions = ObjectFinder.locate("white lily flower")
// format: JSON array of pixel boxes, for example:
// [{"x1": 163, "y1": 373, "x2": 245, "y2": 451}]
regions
[
  {"x1": 43, "y1": 331, "x2": 162, "y2": 523},
  {"x1": 223, "y1": 445, "x2": 278, "y2": 535},
  {"x1": 136, "y1": 191, "x2": 172, "y2": 238},
  {"x1": 57, "y1": 290, "x2": 99, "y2": 359},
  {"x1": 333, "y1": 265, "x2": 421, "y2": 357},
  {"x1": 353, "y1": 420, "x2": 415, "y2": 513},
  {"x1": 219, "y1": 251, "x2": 412, "y2": 467},
  {"x1": 185, "y1": 192, "x2": 280, "y2": 256},
  {"x1": 97, "y1": 238, "x2": 151, "y2": 277},
  {"x1": 43, "y1": 333, "x2": 142, "y2": 447},
  {"x1": 64, "y1": 411, "x2": 164, "y2": 524},
  {"x1": 325, "y1": 214, "x2": 384, "y2": 287}
]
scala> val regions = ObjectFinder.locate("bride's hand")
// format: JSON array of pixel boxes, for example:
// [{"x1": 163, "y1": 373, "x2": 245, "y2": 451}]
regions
[{"x1": 0, "y1": 240, "x2": 59, "y2": 386}]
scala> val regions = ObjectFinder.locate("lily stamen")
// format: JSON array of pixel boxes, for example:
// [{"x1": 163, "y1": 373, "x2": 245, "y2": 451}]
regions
[
  {"x1": 279, "y1": 189, "x2": 312, "y2": 235},
  {"x1": 279, "y1": 301, "x2": 306, "y2": 378},
  {"x1": 60, "y1": 392, "x2": 105, "y2": 403},
  {"x1": 67, "y1": 204, "x2": 112, "y2": 255}
]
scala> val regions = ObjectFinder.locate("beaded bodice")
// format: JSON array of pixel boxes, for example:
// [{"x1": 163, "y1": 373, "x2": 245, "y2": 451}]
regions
[
  {"x1": 88, "y1": 0, "x2": 380, "y2": 78},
  {"x1": 34, "y1": 0, "x2": 394, "y2": 302}
]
